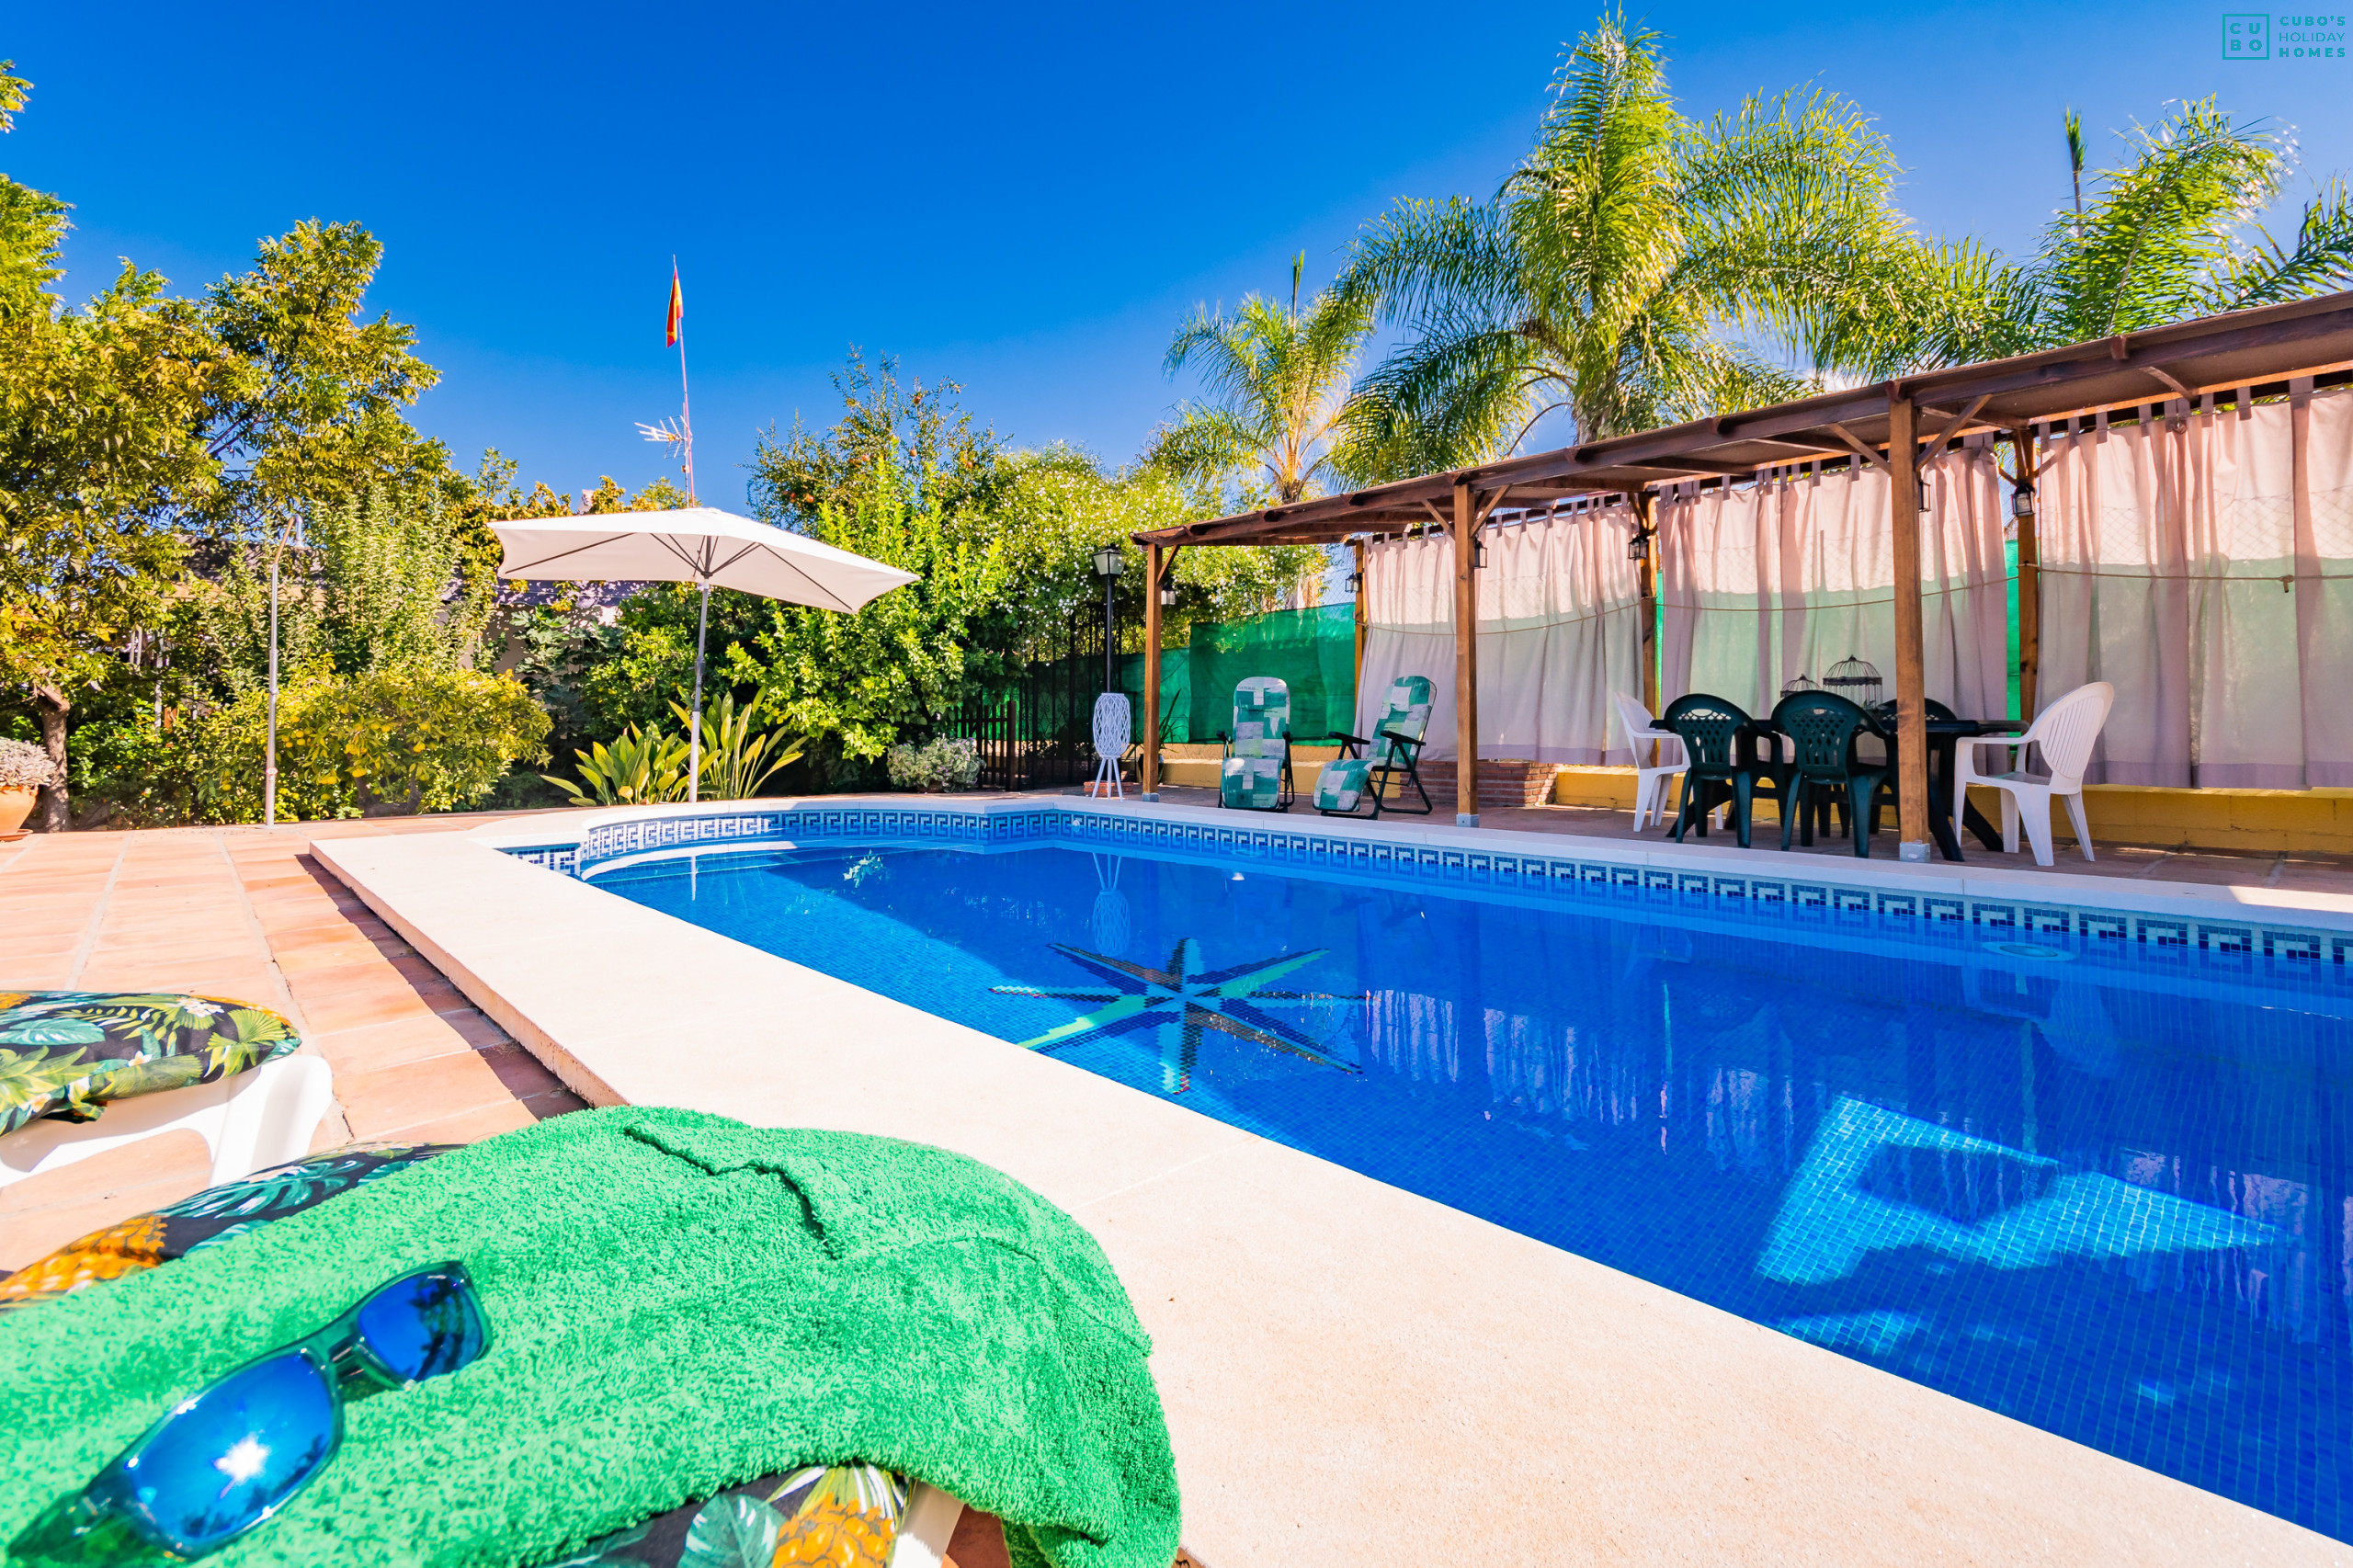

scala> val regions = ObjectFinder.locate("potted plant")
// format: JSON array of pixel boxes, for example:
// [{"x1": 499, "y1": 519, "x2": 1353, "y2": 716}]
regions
[{"x1": 0, "y1": 738, "x2": 60, "y2": 838}]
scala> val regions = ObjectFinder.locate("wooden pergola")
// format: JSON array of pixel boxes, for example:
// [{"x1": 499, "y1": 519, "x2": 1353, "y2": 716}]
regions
[{"x1": 1131, "y1": 290, "x2": 2353, "y2": 854}]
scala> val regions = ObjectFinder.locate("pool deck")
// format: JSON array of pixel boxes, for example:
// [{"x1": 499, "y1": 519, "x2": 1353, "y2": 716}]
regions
[{"x1": 10, "y1": 795, "x2": 2353, "y2": 1565}]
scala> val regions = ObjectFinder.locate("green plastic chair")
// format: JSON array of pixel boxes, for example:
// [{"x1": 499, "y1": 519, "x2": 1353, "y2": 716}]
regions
[
  {"x1": 1315, "y1": 676, "x2": 1435, "y2": 818},
  {"x1": 1218, "y1": 676, "x2": 1294, "y2": 811},
  {"x1": 1662, "y1": 693, "x2": 1786, "y2": 848},
  {"x1": 1772, "y1": 690, "x2": 1893, "y2": 857}
]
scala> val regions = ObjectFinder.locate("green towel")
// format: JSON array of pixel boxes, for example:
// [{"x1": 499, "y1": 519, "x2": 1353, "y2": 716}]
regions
[{"x1": 0, "y1": 1108, "x2": 1179, "y2": 1568}]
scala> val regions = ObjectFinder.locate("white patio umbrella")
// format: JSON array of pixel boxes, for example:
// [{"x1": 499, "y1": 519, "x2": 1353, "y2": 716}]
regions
[{"x1": 491, "y1": 506, "x2": 915, "y2": 801}]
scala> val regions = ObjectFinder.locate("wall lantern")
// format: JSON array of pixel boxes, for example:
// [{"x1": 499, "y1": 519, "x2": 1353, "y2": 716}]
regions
[{"x1": 2011, "y1": 484, "x2": 2037, "y2": 521}]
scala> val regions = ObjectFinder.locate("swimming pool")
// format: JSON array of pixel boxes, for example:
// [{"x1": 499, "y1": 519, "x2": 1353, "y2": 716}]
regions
[{"x1": 594, "y1": 835, "x2": 2351, "y2": 1540}]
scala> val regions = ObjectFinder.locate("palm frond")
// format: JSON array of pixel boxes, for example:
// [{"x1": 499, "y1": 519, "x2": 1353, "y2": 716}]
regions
[
  {"x1": 1141, "y1": 407, "x2": 1256, "y2": 487},
  {"x1": 1334, "y1": 327, "x2": 1545, "y2": 483},
  {"x1": 2212, "y1": 176, "x2": 2353, "y2": 310},
  {"x1": 2036, "y1": 98, "x2": 2284, "y2": 340}
]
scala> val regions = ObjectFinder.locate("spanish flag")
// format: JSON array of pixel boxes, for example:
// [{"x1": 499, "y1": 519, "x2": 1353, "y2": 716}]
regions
[{"x1": 665, "y1": 264, "x2": 684, "y2": 347}]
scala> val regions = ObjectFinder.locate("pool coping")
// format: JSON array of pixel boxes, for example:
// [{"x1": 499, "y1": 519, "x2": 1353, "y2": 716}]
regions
[
  {"x1": 481, "y1": 792, "x2": 2353, "y2": 957},
  {"x1": 312, "y1": 802, "x2": 2350, "y2": 1567}
]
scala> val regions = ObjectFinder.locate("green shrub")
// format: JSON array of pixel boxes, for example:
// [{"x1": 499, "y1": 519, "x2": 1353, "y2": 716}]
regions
[
  {"x1": 884, "y1": 736, "x2": 980, "y2": 792},
  {"x1": 185, "y1": 667, "x2": 550, "y2": 822}
]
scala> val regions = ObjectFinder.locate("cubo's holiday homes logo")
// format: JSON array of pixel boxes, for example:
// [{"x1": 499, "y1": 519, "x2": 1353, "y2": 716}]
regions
[{"x1": 2227, "y1": 13, "x2": 2347, "y2": 59}]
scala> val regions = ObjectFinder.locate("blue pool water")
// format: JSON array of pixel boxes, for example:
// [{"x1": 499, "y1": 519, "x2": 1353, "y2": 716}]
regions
[{"x1": 599, "y1": 839, "x2": 2352, "y2": 1538}]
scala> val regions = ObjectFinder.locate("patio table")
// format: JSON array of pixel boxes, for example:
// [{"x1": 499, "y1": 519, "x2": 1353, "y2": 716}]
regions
[{"x1": 1651, "y1": 713, "x2": 2027, "y2": 861}]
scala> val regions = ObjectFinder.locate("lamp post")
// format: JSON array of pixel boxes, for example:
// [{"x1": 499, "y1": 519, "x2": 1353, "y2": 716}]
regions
[{"x1": 1093, "y1": 544, "x2": 1123, "y2": 693}]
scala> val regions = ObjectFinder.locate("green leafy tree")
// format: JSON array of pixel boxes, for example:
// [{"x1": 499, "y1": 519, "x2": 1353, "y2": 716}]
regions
[
  {"x1": 0, "y1": 73, "x2": 223, "y2": 827},
  {"x1": 204, "y1": 485, "x2": 494, "y2": 694},
  {"x1": 1148, "y1": 254, "x2": 1375, "y2": 504},
  {"x1": 178, "y1": 483, "x2": 546, "y2": 822},
  {"x1": 725, "y1": 358, "x2": 1323, "y2": 778},
  {"x1": 1333, "y1": 14, "x2": 1927, "y2": 475},
  {"x1": 195, "y1": 220, "x2": 449, "y2": 536}
]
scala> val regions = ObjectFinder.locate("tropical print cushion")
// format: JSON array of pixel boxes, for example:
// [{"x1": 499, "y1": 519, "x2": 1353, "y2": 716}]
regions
[
  {"x1": 540, "y1": 1463, "x2": 913, "y2": 1568},
  {"x1": 0, "y1": 991, "x2": 301, "y2": 1135},
  {"x1": 1314, "y1": 758, "x2": 1371, "y2": 812},
  {"x1": 0, "y1": 1141, "x2": 460, "y2": 1310}
]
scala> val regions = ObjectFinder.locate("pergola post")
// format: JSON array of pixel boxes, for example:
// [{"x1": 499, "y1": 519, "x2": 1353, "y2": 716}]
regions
[
  {"x1": 1887, "y1": 392, "x2": 1930, "y2": 860},
  {"x1": 1350, "y1": 537, "x2": 1369, "y2": 696},
  {"x1": 1452, "y1": 479, "x2": 1480, "y2": 826},
  {"x1": 2012, "y1": 426, "x2": 2040, "y2": 720},
  {"x1": 1142, "y1": 541, "x2": 1163, "y2": 800},
  {"x1": 1631, "y1": 488, "x2": 1658, "y2": 713}
]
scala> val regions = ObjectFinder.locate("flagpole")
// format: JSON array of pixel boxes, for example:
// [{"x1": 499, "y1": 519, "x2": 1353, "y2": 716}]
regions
[{"x1": 674, "y1": 256, "x2": 696, "y2": 506}]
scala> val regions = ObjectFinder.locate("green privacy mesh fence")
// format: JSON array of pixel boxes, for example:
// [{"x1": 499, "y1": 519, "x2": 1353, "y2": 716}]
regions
[{"x1": 1113, "y1": 602, "x2": 1358, "y2": 744}]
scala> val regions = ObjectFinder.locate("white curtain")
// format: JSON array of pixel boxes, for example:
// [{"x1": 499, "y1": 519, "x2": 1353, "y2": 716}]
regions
[
  {"x1": 1656, "y1": 445, "x2": 2011, "y2": 721},
  {"x1": 1356, "y1": 504, "x2": 1645, "y2": 763},
  {"x1": 2038, "y1": 381, "x2": 2353, "y2": 787}
]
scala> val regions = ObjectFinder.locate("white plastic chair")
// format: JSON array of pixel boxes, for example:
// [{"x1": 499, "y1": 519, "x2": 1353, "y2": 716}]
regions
[
  {"x1": 0, "y1": 1054, "x2": 335, "y2": 1190},
  {"x1": 1951, "y1": 681, "x2": 2115, "y2": 867},
  {"x1": 1613, "y1": 692, "x2": 1691, "y2": 831}
]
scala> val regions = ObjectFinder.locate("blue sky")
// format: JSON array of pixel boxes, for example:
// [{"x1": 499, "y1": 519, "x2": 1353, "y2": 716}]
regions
[{"x1": 7, "y1": 3, "x2": 2349, "y2": 507}]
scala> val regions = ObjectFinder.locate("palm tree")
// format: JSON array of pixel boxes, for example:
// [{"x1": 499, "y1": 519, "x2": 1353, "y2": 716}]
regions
[
  {"x1": 1147, "y1": 254, "x2": 1375, "y2": 504},
  {"x1": 1855, "y1": 100, "x2": 2353, "y2": 374},
  {"x1": 1332, "y1": 14, "x2": 1927, "y2": 479}
]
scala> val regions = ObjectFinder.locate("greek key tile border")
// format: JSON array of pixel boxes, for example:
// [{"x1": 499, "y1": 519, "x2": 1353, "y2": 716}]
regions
[{"x1": 509, "y1": 805, "x2": 2353, "y2": 975}]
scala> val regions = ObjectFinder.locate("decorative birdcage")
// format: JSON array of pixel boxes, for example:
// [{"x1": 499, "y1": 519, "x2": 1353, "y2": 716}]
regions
[
  {"x1": 1822, "y1": 655, "x2": 1882, "y2": 707},
  {"x1": 1780, "y1": 674, "x2": 1817, "y2": 697}
]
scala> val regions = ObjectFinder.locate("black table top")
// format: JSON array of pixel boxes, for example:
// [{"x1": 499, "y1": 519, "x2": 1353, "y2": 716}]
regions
[{"x1": 1650, "y1": 712, "x2": 2027, "y2": 737}]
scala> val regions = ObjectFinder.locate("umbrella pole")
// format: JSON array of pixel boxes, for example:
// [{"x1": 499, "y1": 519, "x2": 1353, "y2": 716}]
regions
[{"x1": 689, "y1": 581, "x2": 710, "y2": 803}]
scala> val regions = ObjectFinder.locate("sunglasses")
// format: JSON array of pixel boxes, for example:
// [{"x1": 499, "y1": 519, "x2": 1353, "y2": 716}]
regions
[{"x1": 15, "y1": 1263, "x2": 491, "y2": 1564}]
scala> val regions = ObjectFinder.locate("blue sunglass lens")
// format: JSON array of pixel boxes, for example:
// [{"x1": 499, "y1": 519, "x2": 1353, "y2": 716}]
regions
[
  {"x1": 354, "y1": 1269, "x2": 487, "y2": 1384},
  {"x1": 102, "y1": 1351, "x2": 336, "y2": 1555}
]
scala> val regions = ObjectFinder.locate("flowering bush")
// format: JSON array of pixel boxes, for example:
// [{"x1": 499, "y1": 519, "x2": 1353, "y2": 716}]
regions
[
  {"x1": 0, "y1": 739, "x2": 62, "y2": 791},
  {"x1": 883, "y1": 736, "x2": 980, "y2": 792}
]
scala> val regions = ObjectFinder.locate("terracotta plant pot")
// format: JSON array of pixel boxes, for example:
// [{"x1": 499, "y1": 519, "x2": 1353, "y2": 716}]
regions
[{"x1": 0, "y1": 787, "x2": 36, "y2": 839}]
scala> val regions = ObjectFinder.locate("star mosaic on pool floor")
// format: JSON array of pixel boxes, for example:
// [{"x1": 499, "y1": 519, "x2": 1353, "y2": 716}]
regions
[{"x1": 991, "y1": 937, "x2": 1362, "y2": 1092}]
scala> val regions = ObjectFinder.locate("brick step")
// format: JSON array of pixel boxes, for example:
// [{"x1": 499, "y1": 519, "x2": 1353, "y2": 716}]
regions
[{"x1": 1414, "y1": 759, "x2": 1561, "y2": 810}]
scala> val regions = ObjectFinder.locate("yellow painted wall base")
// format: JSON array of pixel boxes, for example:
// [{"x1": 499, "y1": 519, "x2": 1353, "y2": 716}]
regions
[
  {"x1": 1155, "y1": 744, "x2": 1341, "y2": 793},
  {"x1": 1549, "y1": 767, "x2": 2353, "y2": 854}
]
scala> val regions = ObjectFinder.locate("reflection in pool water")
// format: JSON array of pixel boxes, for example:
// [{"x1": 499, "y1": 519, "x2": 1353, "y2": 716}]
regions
[{"x1": 598, "y1": 841, "x2": 2353, "y2": 1540}]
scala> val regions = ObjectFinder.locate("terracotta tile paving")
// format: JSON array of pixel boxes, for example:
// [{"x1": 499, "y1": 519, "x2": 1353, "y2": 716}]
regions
[{"x1": 0, "y1": 810, "x2": 586, "y2": 1272}]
